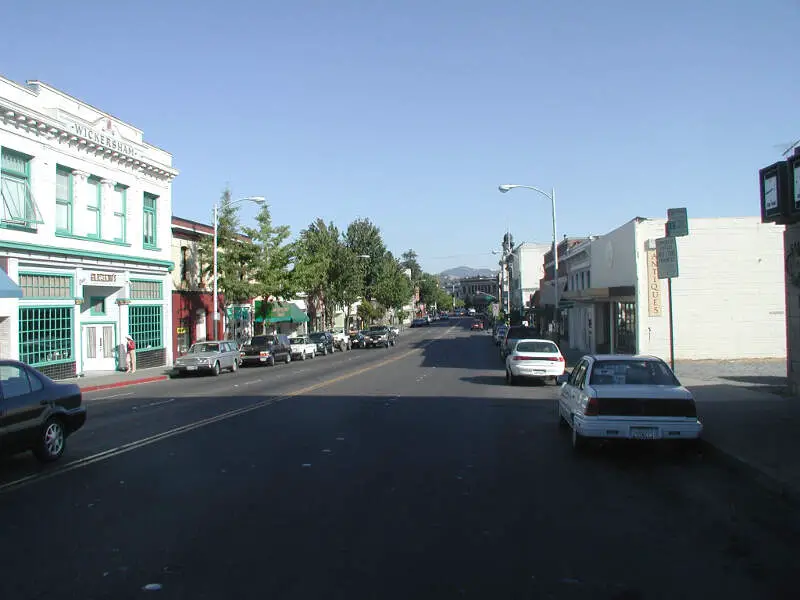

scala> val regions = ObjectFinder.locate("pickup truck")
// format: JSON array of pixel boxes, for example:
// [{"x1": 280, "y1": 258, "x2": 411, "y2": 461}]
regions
[
  {"x1": 289, "y1": 336, "x2": 317, "y2": 360},
  {"x1": 330, "y1": 329, "x2": 351, "y2": 351}
]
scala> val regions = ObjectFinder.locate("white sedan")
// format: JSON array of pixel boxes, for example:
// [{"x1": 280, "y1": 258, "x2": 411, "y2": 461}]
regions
[
  {"x1": 505, "y1": 339, "x2": 565, "y2": 385},
  {"x1": 558, "y1": 354, "x2": 703, "y2": 451}
]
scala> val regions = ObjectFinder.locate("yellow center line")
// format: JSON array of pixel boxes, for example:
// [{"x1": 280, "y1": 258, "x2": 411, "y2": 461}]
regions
[{"x1": 0, "y1": 326, "x2": 456, "y2": 494}]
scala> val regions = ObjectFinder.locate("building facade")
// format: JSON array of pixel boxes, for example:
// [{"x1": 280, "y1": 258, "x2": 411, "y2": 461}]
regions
[
  {"x1": 561, "y1": 217, "x2": 785, "y2": 360},
  {"x1": 0, "y1": 77, "x2": 176, "y2": 378},
  {"x1": 454, "y1": 276, "x2": 499, "y2": 311},
  {"x1": 507, "y1": 242, "x2": 550, "y2": 316},
  {"x1": 171, "y1": 216, "x2": 219, "y2": 355}
]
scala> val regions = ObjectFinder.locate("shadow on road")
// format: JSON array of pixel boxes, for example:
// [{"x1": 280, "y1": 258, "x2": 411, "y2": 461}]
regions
[{"x1": 460, "y1": 374, "x2": 552, "y2": 387}]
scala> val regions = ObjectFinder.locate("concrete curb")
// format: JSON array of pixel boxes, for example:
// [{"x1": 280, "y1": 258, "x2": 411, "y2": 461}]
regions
[
  {"x1": 80, "y1": 375, "x2": 170, "y2": 393},
  {"x1": 698, "y1": 439, "x2": 800, "y2": 505}
]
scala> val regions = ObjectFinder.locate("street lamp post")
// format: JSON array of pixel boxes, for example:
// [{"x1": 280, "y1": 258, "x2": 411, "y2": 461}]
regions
[
  {"x1": 498, "y1": 184, "x2": 559, "y2": 337},
  {"x1": 212, "y1": 195, "x2": 266, "y2": 341}
]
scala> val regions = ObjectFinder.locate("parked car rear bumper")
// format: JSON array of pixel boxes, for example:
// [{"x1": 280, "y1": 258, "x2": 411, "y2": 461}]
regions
[
  {"x1": 573, "y1": 415, "x2": 703, "y2": 440},
  {"x1": 62, "y1": 407, "x2": 87, "y2": 434}
]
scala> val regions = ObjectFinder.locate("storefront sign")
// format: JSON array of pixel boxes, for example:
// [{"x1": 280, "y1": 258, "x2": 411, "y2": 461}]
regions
[
  {"x1": 68, "y1": 118, "x2": 140, "y2": 158},
  {"x1": 176, "y1": 327, "x2": 187, "y2": 334},
  {"x1": 90, "y1": 273, "x2": 118, "y2": 283},
  {"x1": 646, "y1": 249, "x2": 662, "y2": 316}
]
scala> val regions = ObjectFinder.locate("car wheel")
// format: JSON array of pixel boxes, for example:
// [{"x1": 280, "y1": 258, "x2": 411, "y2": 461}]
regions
[
  {"x1": 231, "y1": 360, "x2": 238, "y2": 373},
  {"x1": 212, "y1": 361, "x2": 221, "y2": 376},
  {"x1": 34, "y1": 417, "x2": 66, "y2": 462}
]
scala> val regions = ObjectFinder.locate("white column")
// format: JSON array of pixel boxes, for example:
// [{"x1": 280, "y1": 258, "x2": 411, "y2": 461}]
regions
[
  {"x1": 100, "y1": 178, "x2": 114, "y2": 240},
  {"x1": 71, "y1": 171, "x2": 88, "y2": 238}
]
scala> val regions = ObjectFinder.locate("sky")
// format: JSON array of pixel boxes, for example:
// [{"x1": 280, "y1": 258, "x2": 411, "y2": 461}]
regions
[{"x1": 2, "y1": 0, "x2": 798, "y2": 273}]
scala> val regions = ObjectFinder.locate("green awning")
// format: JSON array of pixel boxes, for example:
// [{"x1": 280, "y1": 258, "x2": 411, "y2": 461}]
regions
[{"x1": 254, "y1": 301, "x2": 309, "y2": 323}]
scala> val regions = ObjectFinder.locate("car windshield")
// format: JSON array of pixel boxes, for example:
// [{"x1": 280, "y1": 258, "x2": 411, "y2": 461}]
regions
[
  {"x1": 247, "y1": 336, "x2": 273, "y2": 346},
  {"x1": 506, "y1": 327, "x2": 538, "y2": 339},
  {"x1": 516, "y1": 341, "x2": 559, "y2": 353},
  {"x1": 309, "y1": 333, "x2": 325, "y2": 340},
  {"x1": 291, "y1": 337, "x2": 307, "y2": 344},
  {"x1": 189, "y1": 343, "x2": 220, "y2": 354},
  {"x1": 589, "y1": 360, "x2": 680, "y2": 386}
]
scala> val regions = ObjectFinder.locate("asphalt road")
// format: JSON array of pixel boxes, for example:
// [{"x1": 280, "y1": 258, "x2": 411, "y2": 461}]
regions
[{"x1": 1, "y1": 319, "x2": 798, "y2": 599}]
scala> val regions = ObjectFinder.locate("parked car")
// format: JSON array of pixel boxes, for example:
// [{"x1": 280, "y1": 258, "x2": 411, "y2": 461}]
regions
[
  {"x1": 364, "y1": 325, "x2": 398, "y2": 348},
  {"x1": 558, "y1": 354, "x2": 703, "y2": 451},
  {"x1": 309, "y1": 331, "x2": 335, "y2": 355},
  {"x1": 500, "y1": 325, "x2": 540, "y2": 360},
  {"x1": 330, "y1": 329, "x2": 352, "y2": 351},
  {"x1": 349, "y1": 331, "x2": 368, "y2": 348},
  {"x1": 411, "y1": 317, "x2": 429, "y2": 327},
  {"x1": 0, "y1": 360, "x2": 87, "y2": 462},
  {"x1": 174, "y1": 341, "x2": 241, "y2": 376},
  {"x1": 289, "y1": 336, "x2": 317, "y2": 360},
  {"x1": 505, "y1": 339, "x2": 565, "y2": 385},
  {"x1": 240, "y1": 335, "x2": 293, "y2": 367}
]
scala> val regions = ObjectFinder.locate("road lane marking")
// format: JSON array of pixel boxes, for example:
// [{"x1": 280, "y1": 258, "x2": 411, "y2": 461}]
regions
[
  {"x1": 93, "y1": 392, "x2": 134, "y2": 401},
  {"x1": 0, "y1": 326, "x2": 456, "y2": 494}
]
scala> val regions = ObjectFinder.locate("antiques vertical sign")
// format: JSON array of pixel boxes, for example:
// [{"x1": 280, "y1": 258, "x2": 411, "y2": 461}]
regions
[{"x1": 646, "y1": 248, "x2": 662, "y2": 316}]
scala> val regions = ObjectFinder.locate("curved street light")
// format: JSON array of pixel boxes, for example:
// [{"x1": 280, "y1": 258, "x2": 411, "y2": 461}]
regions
[
  {"x1": 213, "y1": 196, "x2": 266, "y2": 340},
  {"x1": 498, "y1": 183, "x2": 560, "y2": 337}
]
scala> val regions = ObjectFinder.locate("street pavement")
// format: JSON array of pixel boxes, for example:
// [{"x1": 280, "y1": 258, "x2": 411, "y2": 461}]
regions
[{"x1": 1, "y1": 320, "x2": 798, "y2": 599}]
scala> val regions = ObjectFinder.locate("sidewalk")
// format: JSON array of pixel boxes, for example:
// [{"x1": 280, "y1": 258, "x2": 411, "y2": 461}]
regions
[
  {"x1": 558, "y1": 344, "x2": 800, "y2": 501},
  {"x1": 69, "y1": 366, "x2": 173, "y2": 393}
]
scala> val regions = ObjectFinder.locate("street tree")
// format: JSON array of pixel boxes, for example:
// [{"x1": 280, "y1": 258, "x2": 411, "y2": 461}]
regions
[
  {"x1": 328, "y1": 244, "x2": 363, "y2": 332},
  {"x1": 374, "y1": 254, "x2": 412, "y2": 319},
  {"x1": 345, "y1": 218, "x2": 386, "y2": 299},
  {"x1": 417, "y1": 273, "x2": 441, "y2": 308},
  {"x1": 243, "y1": 202, "x2": 296, "y2": 328},
  {"x1": 293, "y1": 218, "x2": 340, "y2": 329},
  {"x1": 199, "y1": 189, "x2": 258, "y2": 317},
  {"x1": 400, "y1": 249, "x2": 422, "y2": 282}
]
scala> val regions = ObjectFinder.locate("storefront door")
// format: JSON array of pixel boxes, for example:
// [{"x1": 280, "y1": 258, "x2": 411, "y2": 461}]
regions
[{"x1": 83, "y1": 324, "x2": 116, "y2": 371}]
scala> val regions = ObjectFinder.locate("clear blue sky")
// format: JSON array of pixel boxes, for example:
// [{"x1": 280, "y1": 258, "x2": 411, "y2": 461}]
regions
[{"x1": 2, "y1": 0, "x2": 798, "y2": 273}]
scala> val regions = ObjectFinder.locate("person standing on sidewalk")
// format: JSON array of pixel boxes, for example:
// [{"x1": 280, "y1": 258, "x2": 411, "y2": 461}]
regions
[{"x1": 125, "y1": 334, "x2": 137, "y2": 373}]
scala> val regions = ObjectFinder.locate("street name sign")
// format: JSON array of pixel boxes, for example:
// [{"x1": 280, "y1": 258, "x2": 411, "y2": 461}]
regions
[
  {"x1": 656, "y1": 236, "x2": 679, "y2": 279},
  {"x1": 666, "y1": 207, "x2": 688, "y2": 237}
]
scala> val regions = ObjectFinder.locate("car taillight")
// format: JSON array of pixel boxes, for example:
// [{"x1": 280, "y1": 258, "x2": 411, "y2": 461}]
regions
[
  {"x1": 584, "y1": 397, "x2": 599, "y2": 416},
  {"x1": 259, "y1": 351, "x2": 269, "y2": 357},
  {"x1": 557, "y1": 355, "x2": 565, "y2": 362}
]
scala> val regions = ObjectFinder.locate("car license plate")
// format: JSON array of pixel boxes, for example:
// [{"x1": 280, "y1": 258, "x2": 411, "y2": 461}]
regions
[
  {"x1": 186, "y1": 366, "x2": 198, "y2": 371},
  {"x1": 630, "y1": 427, "x2": 659, "y2": 440},
  {"x1": 533, "y1": 370, "x2": 545, "y2": 375}
]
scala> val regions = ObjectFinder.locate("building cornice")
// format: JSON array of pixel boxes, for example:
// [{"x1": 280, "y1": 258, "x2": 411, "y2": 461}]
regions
[{"x1": 0, "y1": 97, "x2": 178, "y2": 182}]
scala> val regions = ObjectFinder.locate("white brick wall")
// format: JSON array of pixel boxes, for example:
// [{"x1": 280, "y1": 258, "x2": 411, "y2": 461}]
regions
[{"x1": 635, "y1": 217, "x2": 785, "y2": 360}]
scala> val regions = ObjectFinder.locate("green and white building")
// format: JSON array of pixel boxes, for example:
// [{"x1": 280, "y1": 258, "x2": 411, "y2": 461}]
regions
[{"x1": 0, "y1": 76, "x2": 177, "y2": 378}]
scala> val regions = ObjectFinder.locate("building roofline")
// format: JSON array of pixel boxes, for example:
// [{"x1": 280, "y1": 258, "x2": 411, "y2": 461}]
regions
[{"x1": 26, "y1": 79, "x2": 146, "y2": 137}]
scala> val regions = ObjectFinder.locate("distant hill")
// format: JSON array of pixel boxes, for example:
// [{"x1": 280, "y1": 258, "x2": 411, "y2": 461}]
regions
[{"x1": 439, "y1": 266, "x2": 497, "y2": 279}]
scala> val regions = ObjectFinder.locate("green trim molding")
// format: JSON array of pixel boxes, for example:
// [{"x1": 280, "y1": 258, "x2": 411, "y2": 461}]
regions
[
  {"x1": 2, "y1": 240, "x2": 174, "y2": 270},
  {"x1": 55, "y1": 231, "x2": 132, "y2": 247}
]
